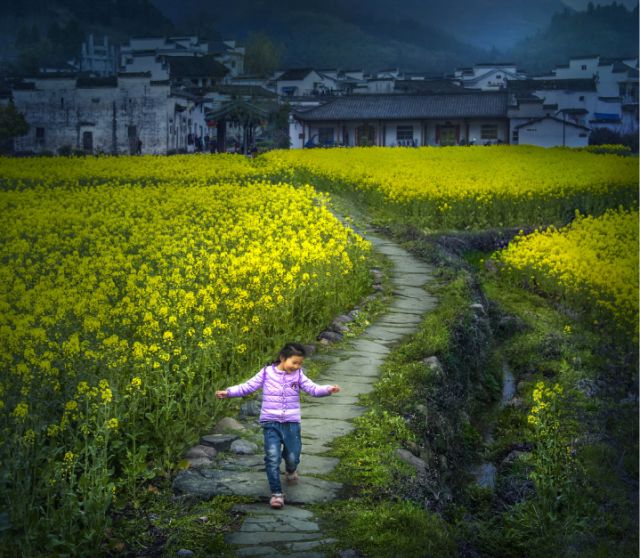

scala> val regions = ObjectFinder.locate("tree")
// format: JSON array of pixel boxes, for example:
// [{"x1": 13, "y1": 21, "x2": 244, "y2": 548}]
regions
[
  {"x1": 0, "y1": 102, "x2": 29, "y2": 154},
  {"x1": 244, "y1": 32, "x2": 283, "y2": 77}
]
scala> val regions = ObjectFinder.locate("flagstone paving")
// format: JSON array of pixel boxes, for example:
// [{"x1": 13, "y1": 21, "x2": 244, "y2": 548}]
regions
[{"x1": 172, "y1": 232, "x2": 436, "y2": 556}]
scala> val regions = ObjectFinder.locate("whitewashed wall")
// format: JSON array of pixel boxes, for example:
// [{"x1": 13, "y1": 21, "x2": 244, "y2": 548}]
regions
[{"x1": 517, "y1": 118, "x2": 589, "y2": 147}]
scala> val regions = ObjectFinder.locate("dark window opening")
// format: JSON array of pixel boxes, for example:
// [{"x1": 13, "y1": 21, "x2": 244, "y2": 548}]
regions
[{"x1": 481, "y1": 124, "x2": 498, "y2": 140}]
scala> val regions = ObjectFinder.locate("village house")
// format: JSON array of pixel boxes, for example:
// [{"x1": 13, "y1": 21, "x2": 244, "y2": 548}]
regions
[
  {"x1": 289, "y1": 92, "x2": 510, "y2": 148},
  {"x1": 11, "y1": 72, "x2": 210, "y2": 155},
  {"x1": 507, "y1": 92, "x2": 590, "y2": 148},
  {"x1": 77, "y1": 34, "x2": 118, "y2": 76},
  {"x1": 533, "y1": 55, "x2": 639, "y2": 134},
  {"x1": 120, "y1": 36, "x2": 244, "y2": 80},
  {"x1": 275, "y1": 68, "x2": 338, "y2": 97},
  {"x1": 452, "y1": 63, "x2": 527, "y2": 91},
  {"x1": 507, "y1": 78, "x2": 598, "y2": 136}
]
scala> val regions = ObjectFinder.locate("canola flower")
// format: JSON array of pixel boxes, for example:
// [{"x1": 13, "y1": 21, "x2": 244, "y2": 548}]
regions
[
  {"x1": 0, "y1": 153, "x2": 265, "y2": 190},
  {"x1": 263, "y1": 146, "x2": 638, "y2": 228},
  {"x1": 0, "y1": 161, "x2": 371, "y2": 553},
  {"x1": 0, "y1": 180, "x2": 370, "y2": 425},
  {"x1": 493, "y1": 207, "x2": 639, "y2": 338}
]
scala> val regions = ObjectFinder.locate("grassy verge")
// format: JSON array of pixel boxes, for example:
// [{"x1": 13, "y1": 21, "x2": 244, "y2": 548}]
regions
[{"x1": 314, "y1": 227, "x2": 638, "y2": 557}]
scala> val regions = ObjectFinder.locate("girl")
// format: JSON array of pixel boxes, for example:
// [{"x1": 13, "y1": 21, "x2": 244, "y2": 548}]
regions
[{"x1": 216, "y1": 342, "x2": 340, "y2": 509}]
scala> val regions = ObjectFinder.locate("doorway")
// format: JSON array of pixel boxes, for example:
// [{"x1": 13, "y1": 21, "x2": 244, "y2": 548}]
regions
[
  {"x1": 437, "y1": 126, "x2": 459, "y2": 146},
  {"x1": 82, "y1": 131, "x2": 93, "y2": 152}
]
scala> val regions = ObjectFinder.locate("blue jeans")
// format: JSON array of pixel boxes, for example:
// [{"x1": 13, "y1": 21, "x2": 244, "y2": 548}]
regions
[{"x1": 261, "y1": 421, "x2": 301, "y2": 494}]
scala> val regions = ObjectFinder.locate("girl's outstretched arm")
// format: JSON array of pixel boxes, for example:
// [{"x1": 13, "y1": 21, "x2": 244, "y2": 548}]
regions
[
  {"x1": 298, "y1": 369, "x2": 337, "y2": 397},
  {"x1": 223, "y1": 367, "x2": 266, "y2": 398}
]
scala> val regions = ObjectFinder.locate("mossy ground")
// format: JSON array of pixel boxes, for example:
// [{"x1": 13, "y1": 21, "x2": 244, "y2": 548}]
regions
[{"x1": 312, "y1": 228, "x2": 637, "y2": 558}]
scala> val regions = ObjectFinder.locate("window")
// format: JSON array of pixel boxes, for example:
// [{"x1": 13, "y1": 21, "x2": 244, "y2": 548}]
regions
[
  {"x1": 396, "y1": 125, "x2": 414, "y2": 142},
  {"x1": 128, "y1": 125, "x2": 137, "y2": 139},
  {"x1": 496, "y1": 74, "x2": 502, "y2": 79},
  {"x1": 318, "y1": 127, "x2": 334, "y2": 145},
  {"x1": 512, "y1": 130, "x2": 519, "y2": 144},
  {"x1": 480, "y1": 124, "x2": 498, "y2": 140},
  {"x1": 581, "y1": 64, "x2": 587, "y2": 70},
  {"x1": 282, "y1": 86, "x2": 296, "y2": 96},
  {"x1": 60, "y1": 97, "x2": 64, "y2": 109},
  {"x1": 579, "y1": 96, "x2": 585, "y2": 102}
]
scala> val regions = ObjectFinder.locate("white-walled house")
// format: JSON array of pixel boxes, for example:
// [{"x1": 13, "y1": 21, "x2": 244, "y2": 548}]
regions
[
  {"x1": 120, "y1": 36, "x2": 244, "y2": 80},
  {"x1": 513, "y1": 116, "x2": 589, "y2": 148},
  {"x1": 11, "y1": 73, "x2": 208, "y2": 155},
  {"x1": 507, "y1": 93, "x2": 590, "y2": 147},
  {"x1": 507, "y1": 79, "x2": 598, "y2": 129},
  {"x1": 453, "y1": 63, "x2": 527, "y2": 91},
  {"x1": 291, "y1": 92, "x2": 510, "y2": 148},
  {"x1": 275, "y1": 69, "x2": 338, "y2": 97},
  {"x1": 534, "y1": 55, "x2": 639, "y2": 134}
]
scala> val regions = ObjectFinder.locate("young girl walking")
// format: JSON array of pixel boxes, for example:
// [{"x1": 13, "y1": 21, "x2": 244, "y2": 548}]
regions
[{"x1": 216, "y1": 342, "x2": 340, "y2": 509}]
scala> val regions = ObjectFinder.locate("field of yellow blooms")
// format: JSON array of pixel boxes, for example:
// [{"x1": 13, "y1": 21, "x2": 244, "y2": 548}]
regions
[
  {"x1": 264, "y1": 146, "x2": 638, "y2": 228},
  {"x1": 1, "y1": 146, "x2": 637, "y2": 553},
  {"x1": 0, "y1": 166, "x2": 371, "y2": 553},
  {"x1": 0, "y1": 153, "x2": 270, "y2": 189},
  {"x1": 492, "y1": 207, "x2": 639, "y2": 338}
]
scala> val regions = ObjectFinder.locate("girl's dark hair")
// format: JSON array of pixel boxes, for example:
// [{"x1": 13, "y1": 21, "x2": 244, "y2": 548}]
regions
[{"x1": 271, "y1": 342, "x2": 306, "y2": 365}]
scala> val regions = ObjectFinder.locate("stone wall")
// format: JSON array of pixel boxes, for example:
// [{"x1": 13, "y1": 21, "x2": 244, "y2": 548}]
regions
[{"x1": 12, "y1": 76, "x2": 175, "y2": 155}]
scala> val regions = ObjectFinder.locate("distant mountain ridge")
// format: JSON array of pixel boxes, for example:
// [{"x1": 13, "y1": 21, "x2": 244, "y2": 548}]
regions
[
  {"x1": 1, "y1": 0, "x2": 637, "y2": 77},
  {"x1": 506, "y1": 3, "x2": 639, "y2": 74}
]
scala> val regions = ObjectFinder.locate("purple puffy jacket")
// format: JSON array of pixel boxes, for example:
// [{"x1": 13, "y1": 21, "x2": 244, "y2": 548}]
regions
[{"x1": 225, "y1": 364, "x2": 333, "y2": 423}]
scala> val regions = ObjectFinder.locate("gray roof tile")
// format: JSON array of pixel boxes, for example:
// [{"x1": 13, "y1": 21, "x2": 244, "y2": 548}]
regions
[{"x1": 293, "y1": 93, "x2": 508, "y2": 121}]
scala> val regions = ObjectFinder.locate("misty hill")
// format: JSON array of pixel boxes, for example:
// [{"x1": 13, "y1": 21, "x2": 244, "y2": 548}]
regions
[
  {"x1": 507, "y1": 3, "x2": 639, "y2": 74},
  {"x1": 151, "y1": 0, "x2": 492, "y2": 73},
  {"x1": 0, "y1": 0, "x2": 173, "y2": 74}
]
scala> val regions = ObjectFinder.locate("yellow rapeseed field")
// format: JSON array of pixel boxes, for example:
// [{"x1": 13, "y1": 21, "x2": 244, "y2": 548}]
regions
[
  {"x1": 493, "y1": 207, "x2": 639, "y2": 337},
  {"x1": 0, "y1": 160, "x2": 371, "y2": 552},
  {"x1": 264, "y1": 145, "x2": 638, "y2": 228}
]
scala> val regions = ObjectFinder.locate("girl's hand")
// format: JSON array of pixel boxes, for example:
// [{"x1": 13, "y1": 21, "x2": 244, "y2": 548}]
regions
[
  {"x1": 328, "y1": 385, "x2": 341, "y2": 394},
  {"x1": 216, "y1": 390, "x2": 228, "y2": 399}
]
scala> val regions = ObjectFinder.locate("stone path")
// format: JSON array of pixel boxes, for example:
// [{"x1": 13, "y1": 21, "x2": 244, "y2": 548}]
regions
[{"x1": 173, "y1": 233, "x2": 436, "y2": 556}]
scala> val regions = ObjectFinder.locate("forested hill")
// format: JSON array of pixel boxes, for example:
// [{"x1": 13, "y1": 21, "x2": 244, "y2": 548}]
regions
[
  {"x1": 507, "y1": 3, "x2": 639, "y2": 74},
  {"x1": 1, "y1": 0, "x2": 637, "y2": 77},
  {"x1": 0, "y1": 0, "x2": 174, "y2": 74}
]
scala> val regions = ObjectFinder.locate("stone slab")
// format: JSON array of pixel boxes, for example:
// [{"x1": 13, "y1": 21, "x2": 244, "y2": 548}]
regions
[
  {"x1": 236, "y1": 546, "x2": 280, "y2": 557},
  {"x1": 233, "y1": 503, "x2": 316, "y2": 519},
  {"x1": 286, "y1": 539, "x2": 337, "y2": 552},
  {"x1": 227, "y1": 531, "x2": 321, "y2": 545},
  {"x1": 301, "y1": 395, "x2": 362, "y2": 406},
  {"x1": 325, "y1": 381, "x2": 375, "y2": 396},
  {"x1": 216, "y1": 454, "x2": 265, "y2": 471},
  {"x1": 302, "y1": 404, "x2": 366, "y2": 420},
  {"x1": 347, "y1": 338, "x2": 391, "y2": 355},
  {"x1": 174, "y1": 469, "x2": 342, "y2": 503},
  {"x1": 283, "y1": 454, "x2": 339, "y2": 475},
  {"x1": 301, "y1": 418, "x2": 355, "y2": 440}
]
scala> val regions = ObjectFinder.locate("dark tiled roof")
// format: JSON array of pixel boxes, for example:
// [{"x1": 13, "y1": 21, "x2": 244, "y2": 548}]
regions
[
  {"x1": 508, "y1": 78, "x2": 596, "y2": 92},
  {"x1": 278, "y1": 68, "x2": 315, "y2": 81},
  {"x1": 167, "y1": 56, "x2": 229, "y2": 79},
  {"x1": 213, "y1": 84, "x2": 277, "y2": 98},
  {"x1": 394, "y1": 80, "x2": 469, "y2": 94},
  {"x1": 293, "y1": 93, "x2": 509, "y2": 121}
]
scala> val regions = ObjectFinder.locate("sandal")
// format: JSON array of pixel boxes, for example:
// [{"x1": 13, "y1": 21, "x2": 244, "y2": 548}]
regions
[{"x1": 270, "y1": 493, "x2": 284, "y2": 509}]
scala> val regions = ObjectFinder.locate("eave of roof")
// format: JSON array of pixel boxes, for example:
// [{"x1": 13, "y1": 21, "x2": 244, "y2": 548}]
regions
[{"x1": 293, "y1": 92, "x2": 509, "y2": 121}]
